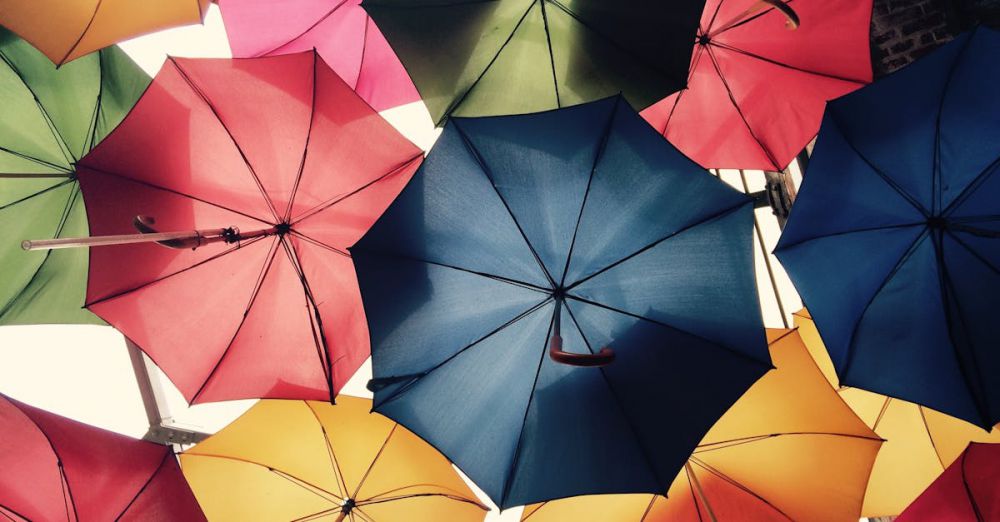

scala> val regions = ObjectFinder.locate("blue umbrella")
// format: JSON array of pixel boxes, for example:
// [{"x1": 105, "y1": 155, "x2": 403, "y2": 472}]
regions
[
  {"x1": 351, "y1": 96, "x2": 769, "y2": 508},
  {"x1": 775, "y1": 27, "x2": 1000, "y2": 430}
]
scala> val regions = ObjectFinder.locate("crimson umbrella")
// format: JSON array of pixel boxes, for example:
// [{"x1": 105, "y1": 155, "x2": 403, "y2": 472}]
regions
[
  {"x1": 218, "y1": 0, "x2": 420, "y2": 111},
  {"x1": 0, "y1": 393, "x2": 205, "y2": 521},
  {"x1": 641, "y1": 0, "x2": 872, "y2": 171},
  {"x1": 23, "y1": 51, "x2": 423, "y2": 404},
  {"x1": 897, "y1": 442, "x2": 1000, "y2": 521}
]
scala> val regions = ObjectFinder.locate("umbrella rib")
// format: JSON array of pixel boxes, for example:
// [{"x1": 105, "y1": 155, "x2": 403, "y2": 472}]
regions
[
  {"x1": 946, "y1": 230, "x2": 1000, "y2": 276},
  {"x1": 684, "y1": 464, "x2": 707, "y2": 522},
  {"x1": 57, "y1": 0, "x2": 104, "y2": 65},
  {"x1": 357, "y1": 492, "x2": 487, "y2": 510},
  {"x1": 112, "y1": 451, "x2": 172, "y2": 521},
  {"x1": 280, "y1": 236, "x2": 338, "y2": 402},
  {"x1": 0, "y1": 182, "x2": 81, "y2": 324},
  {"x1": 562, "y1": 303, "x2": 670, "y2": 492},
  {"x1": 184, "y1": 453, "x2": 344, "y2": 503},
  {"x1": 85, "y1": 235, "x2": 269, "y2": 309},
  {"x1": 564, "y1": 294, "x2": 771, "y2": 369},
  {"x1": 520, "y1": 503, "x2": 545, "y2": 521},
  {"x1": 0, "y1": 52, "x2": 77, "y2": 168},
  {"x1": 83, "y1": 50, "x2": 104, "y2": 157},
  {"x1": 693, "y1": 431, "x2": 883, "y2": 454},
  {"x1": 774, "y1": 222, "x2": 925, "y2": 252},
  {"x1": 450, "y1": 120, "x2": 556, "y2": 287},
  {"x1": 289, "y1": 231, "x2": 350, "y2": 258},
  {"x1": 499, "y1": 310, "x2": 556, "y2": 508},
  {"x1": 434, "y1": 1, "x2": 537, "y2": 126},
  {"x1": 254, "y1": 0, "x2": 352, "y2": 58},
  {"x1": 0, "y1": 174, "x2": 74, "y2": 211},
  {"x1": 538, "y1": 0, "x2": 561, "y2": 107},
  {"x1": 291, "y1": 152, "x2": 423, "y2": 225},
  {"x1": 871, "y1": 397, "x2": 892, "y2": 431},
  {"x1": 360, "y1": 483, "x2": 485, "y2": 507},
  {"x1": 825, "y1": 110, "x2": 931, "y2": 217},
  {"x1": 702, "y1": 45, "x2": 781, "y2": 169},
  {"x1": 373, "y1": 298, "x2": 552, "y2": 408},
  {"x1": 918, "y1": 406, "x2": 949, "y2": 470},
  {"x1": 960, "y1": 450, "x2": 986, "y2": 521},
  {"x1": 638, "y1": 495, "x2": 659, "y2": 522},
  {"x1": 351, "y1": 249, "x2": 549, "y2": 293},
  {"x1": 304, "y1": 401, "x2": 351, "y2": 498},
  {"x1": 658, "y1": 45, "x2": 707, "y2": 135},
  {"x1": 6, "y1": 400, "x2": 81, "y2": 522},
  {"x1": 931, "y1": 30, "x2": 977, "y2": 216},
  {"x1": 559, "y1": 96, "x2": 620, "y2": 287},
  {"x1": 839, "y1": 230, "x2": 928, "y2": 380},
  {"x1": 356, "y1": 13, "x2": 371, "y2": 92},
  {"x1": 188, "y1": 237, "x2": 282, "y2": 403},
  {"x1": 934, "y1": 234, "x2": 993, "y2": 428},
  {"x1": 291, "y1": 507, "x2": 343, "y2": 522},
  {"x1": 0, "y1": 145, "x2": 73, "y2": 174},
  {"x1": 76, "y1": 163, "x2": 274, "y2": 225},
  {"x1": 351, "y1": 425, "x2": 398, "y2": 499},
  {"x1": 0, "y1": 504, "x2": 29, "y2": 522},
  {"x1": 567, "y1": 200, "x2": 748, "y2": 290},
  {"x1": 284, "y1": 52, "x2": 319, "y2": 222},
  {"x1": 704, "y1": 0, "x2": 729, "y2": 34},
  {"x1": 689, "y1": 458, "x2": 795, "y2": 521},
  {"x1": 942, "y1": 156, "x2": 1000, "y2": 218},
  {"x1": 169, "y1": 58, "x2": 283, "y2": 223},
  {"x1": 709, "y1": 41, "x2": 869, "y2": 85}
]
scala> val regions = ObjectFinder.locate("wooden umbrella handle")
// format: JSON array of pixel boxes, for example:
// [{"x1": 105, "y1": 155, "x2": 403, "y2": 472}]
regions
[{"x1": 549, "y1": 335, "x2": 615, "y2": 367}]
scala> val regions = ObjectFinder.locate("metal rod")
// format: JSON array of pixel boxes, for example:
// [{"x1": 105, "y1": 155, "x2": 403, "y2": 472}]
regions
[
  {"x1": 740, "y1": 170, "x2": 790, "y2": 328},
  {"x1": 0, "y1": 173, "x2": 74, "y2": 178},
  {"x1": 22, "y1": 226, "x2": 276, "y2": 251},
  {"x1": 685, "y1": 461, "x2": 719, "y2": 522}
]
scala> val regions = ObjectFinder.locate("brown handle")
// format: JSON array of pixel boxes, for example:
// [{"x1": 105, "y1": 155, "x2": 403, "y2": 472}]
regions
[
  {"x1": 711, "y1": 0, "x2": 799, "y2": 36},
  {"x1": 549, "y1": 335, "x2": 615, "y2": 367},
  {"x1": 759, "y1": 0, "x2": 800, "y2": 29}
]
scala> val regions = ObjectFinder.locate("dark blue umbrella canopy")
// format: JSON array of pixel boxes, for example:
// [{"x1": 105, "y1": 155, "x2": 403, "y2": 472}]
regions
[
  {"x1": 351, "y1": 96, "x2": 769, "y2": 508},
  {"x1": 775, "y1": 27, "x2": 1000, "y2": 430}
]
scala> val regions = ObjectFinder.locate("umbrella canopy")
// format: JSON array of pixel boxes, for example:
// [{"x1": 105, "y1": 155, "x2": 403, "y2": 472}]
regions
[
  {"x1": 362, "y1": 0, "x2": 707, "y2": 126},
  {"x1": 351, "y1": 96, "x2": 770, "y2": 508},
  {"x1": 520, "y1": 329, "x2": 882, "y2": 522},
  {"x1": 0, "y1": 393, "x2": 205, "y2": 521},
  {"x1": 897, "y1": 442, "x2": 1000, "y2": 522},
  {"x1": 74, "y1": 51, "x2": 423, "y2": 404},
  {"x1": 180, "y1": 396, "x2": 489, "y2": 521},
  {"x1": 0, "y1": 0, "x2": 210, "y2": 66},
  {"x1": 774, "y1": 27, "x2": 1000, "y2": 429},
  {"x1": 641, "y1": 0, "x2": 872, "y2": 171},
  {"x1": 218, "y1": 0, "x2": 420, "y2": 112},
  {"x1": 0, "y1": 28, "x2": 149, "y2": 326},
  {"x1": 795, "y1": 309, "x2": 1000, "y2": 518}
]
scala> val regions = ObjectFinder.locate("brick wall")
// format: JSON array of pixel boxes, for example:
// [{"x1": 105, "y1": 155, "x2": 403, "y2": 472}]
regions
[{"x1": 870, "y1": 0, "x2": 1000, "y2": 77}]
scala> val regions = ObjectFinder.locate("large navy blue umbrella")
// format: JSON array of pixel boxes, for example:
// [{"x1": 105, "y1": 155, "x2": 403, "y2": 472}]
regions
[
  {"x1": 351, "y1": 96, "x2": 769, "y2": 508},
  {"x1": 775, "y1": 27, "x2": 1000, "y2": 430}
]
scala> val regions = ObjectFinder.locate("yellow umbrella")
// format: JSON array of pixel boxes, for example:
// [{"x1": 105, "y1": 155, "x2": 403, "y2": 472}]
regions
[
  {"x1": 522, "y1": 329, "x2": 882, "y2": 522},
  {"x1": 0, "y1": 0, "x2": 210, "y2": 65},
  {"x1": 181, "y1": 396, "x2": 488, "y2": 522},
  {"x1": 795, "y1": 309, "x2": 1000, "y2": 518}
]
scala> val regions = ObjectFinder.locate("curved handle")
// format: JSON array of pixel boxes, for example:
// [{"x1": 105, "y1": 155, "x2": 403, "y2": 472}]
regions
[
  {"x1": 759, "y1": 0, "x2": 800, "y2": 29},
  {"x1": 549, "y1": 335, "x2": 615, "y2": 367},
  {"x1": 133, "y1": 216, "x2": 210, "y2": 250}
]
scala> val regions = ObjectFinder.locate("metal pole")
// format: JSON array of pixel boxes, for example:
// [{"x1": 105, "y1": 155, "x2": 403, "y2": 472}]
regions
[
  {"x1": 124, "y1": 338, "x2": 209, "y2": 446},
  {"x1": 740, "y1": 170, "x2": 790, "y2": 328},
  {"x1": 22, "y1": 226, "x2": 277, "y2": 251}
]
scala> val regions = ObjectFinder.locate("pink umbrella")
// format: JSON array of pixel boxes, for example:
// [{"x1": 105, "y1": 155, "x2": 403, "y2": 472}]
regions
[
  {"x1": 0, "y1": 394, "x2": 205, "y2": 521},
  {"x1": 218, "y1": 0, "x2": 420, "y2": 112}
]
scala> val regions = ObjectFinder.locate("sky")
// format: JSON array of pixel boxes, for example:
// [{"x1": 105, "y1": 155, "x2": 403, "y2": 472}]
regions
[{"x1": 0, "y1": 5, "x2": 803, "y2": 521}]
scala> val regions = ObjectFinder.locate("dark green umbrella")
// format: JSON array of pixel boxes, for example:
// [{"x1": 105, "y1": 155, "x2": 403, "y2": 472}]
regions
[
  {"x1": 362, "y1": 0, "x2": 706, "y2": 125},
  {"x1": 0, "y1": 28, "x2": 149, "y2": 325}
]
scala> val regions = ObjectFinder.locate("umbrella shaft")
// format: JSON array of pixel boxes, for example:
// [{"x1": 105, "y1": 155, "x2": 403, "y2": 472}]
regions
[{"x1": 22, "y1": 227, "x2": 276, "y2": 251}]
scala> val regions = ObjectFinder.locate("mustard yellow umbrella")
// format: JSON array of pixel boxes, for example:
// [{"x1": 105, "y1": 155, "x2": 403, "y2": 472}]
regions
[
  {"x1": 180, "y1": 397, "x2": 488, "y2": 522},
  {"x1": 522, "y1": 329, "x2": 882, "y2": 522},
  {"x1": 795, "y1": 309, "x2": 1000, "y2": 518},
  {"x1": 0, "y1": 0, "x2": 210, "y2": 65}
]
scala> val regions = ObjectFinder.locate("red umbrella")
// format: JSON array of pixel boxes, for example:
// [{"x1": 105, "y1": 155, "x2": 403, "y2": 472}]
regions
[
  {"x1": 897, "y1": 442, "x2": 1000, "y2": 522},
  {"x1": 22, "y1": 51, "x2": 423, "y2": 404},
  {"x1": 218, "y1": 0, "x2": 420, "y2": 112},
  {"x1": 0, "y1": 394, "x2": 205, "y2": 521},
  {"x1": 641, "y1": 0, "x2": 872, "y2": 171}
]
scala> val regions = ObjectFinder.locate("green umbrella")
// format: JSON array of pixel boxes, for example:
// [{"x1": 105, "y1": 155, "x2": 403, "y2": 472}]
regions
[
  {"x1": 0, "y1": 29, "x2": 150, "y2": 325},
  {"x1": 363, "y1": 0, "x2": 706, "y2": 125}
]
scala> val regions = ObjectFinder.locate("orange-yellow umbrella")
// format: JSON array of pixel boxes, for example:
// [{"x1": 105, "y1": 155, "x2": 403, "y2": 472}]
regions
[
  {"x1": 0, "y1": 0, "x2": 210, "y2": 65},
  {"x1": 522, "y1": 329, "x2": 882, "y2": 522},
  {"x1": 180, "y1": 396, "x2": 488, "y2": 522},
  {"x1": 795, "y1": 309, "x2": 1000, "y2": 518}
]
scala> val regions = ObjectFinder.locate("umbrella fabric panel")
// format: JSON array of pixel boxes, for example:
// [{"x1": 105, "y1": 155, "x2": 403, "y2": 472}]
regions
[
  {"x1": 0, "y1": 0, "x2": 210, "y2": 65},
  {"x1": 0, "y1": 397, "x2": 66, "y2": 522},
  {"x1": 219, "y1": 0, "x2": 420, "y2": 111},
  {"x1": 363, "y1": 0, "x2": 705, "y2": 124}
]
